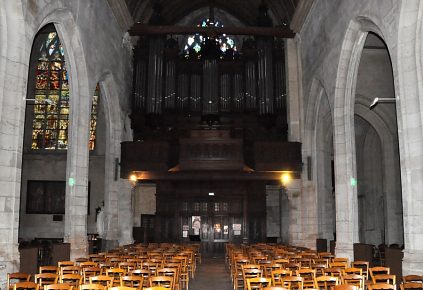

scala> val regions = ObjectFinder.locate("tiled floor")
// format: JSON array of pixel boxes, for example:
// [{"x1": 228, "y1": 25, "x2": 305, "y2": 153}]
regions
[{"x1": 190, "y1": 255, "x2": 233, "y2": 290}]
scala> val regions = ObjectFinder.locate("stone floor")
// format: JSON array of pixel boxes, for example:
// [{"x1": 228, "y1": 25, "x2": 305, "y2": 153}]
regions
[{"x1": 190, "y1": 255, "x2": 233, "y2": 290}]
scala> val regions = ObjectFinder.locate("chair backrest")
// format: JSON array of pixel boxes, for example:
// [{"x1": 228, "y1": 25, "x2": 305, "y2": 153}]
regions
[
  {"x1": 34, "y1": 273, "x2": 58, "y2": 286},
  {"x1": 315, "y1": 275, "x2": 339, "y2": 290},
  {"x1": 8, "y1": 273, "x2": 31, "y2": 290},
  {"x1": 108, "y1": 287, "x2": 136, "y2": 290},
  {"x1": 61, "y1": 266, "x2": 81, "y2": 275},
  {"x1": 12, "y1": 282, "x2": 39, "y2": 290},
  {"x1": 369, "y1": 267, "x2": 390, "y2": 282},
  {"x1": 400, "y1": 282, "x2": 423, "y2": 290},
  {"x1": 120, "y1": 276, "x2": 143, "y2": 290},
  {"x1": 341, "y1": 274, "x2": 365, "y2": 290},
  {"x1": 89, "y1": 275, "x2": 114, "y2": 287},
  {"x1": 246, "y1": 277, "x2": 272, "y2": 290},
  {"x1": 262, "y1": 287, "x2": 288, "y2": 290},
  {"x1": 332, "y1": 285, "x2": 358, "y2": 290},
  {"x1": 58, "y1": 261, "x2": 75, "y2": 268},
  {"x1": 39, "y1": 266, "x2": 59, "y2": 274},
  {"x1": 80, "y1": 262, "x2": 98, "y2": 269},
  {"x1": 59, "y1": 274, "x2": 83, "y2": 286},
  {"x1": 82, "y1": 267, "x2": 101, "y2": 283},
  {"x1": 343, "y1": 268, "x2": 363, "y2": 276},
  {"x1": 281, "y1": 276, "x2": 303, "y2": 290},
  {"x1": 143, "y1": 287, "x2": 169, "y2": 290},
  {"x1": 44, "y1": 283, "x2": 73, "y2": 290},
  {"x1": 79, "y1": 283, "x2": 106, "y2": 290},
  {"x1": 271, "y1": 269, "x2": 292, "y2": 286},
  {"x1": 351, "y1": 261, "x2": 369, "y2": 280},
  {"x1": 368, "y1": 283, "x2": 395, "y2": 290},
  {"x1": 402, "y1": 275, "x2": 423, "y2": 283},
  {"x1": 149, "y1": 276, "x2": 173, "y2": 289},
  {"x1": 372, "y1": 274, "x2": 396, "y2": 285}
]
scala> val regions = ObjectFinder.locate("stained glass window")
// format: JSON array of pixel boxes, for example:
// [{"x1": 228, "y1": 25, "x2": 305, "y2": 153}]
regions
[
  {"x1": 31, "y1": 28, "x2": 98, "y2": 151},
  {"x1": 89, "y1": 85, "x2": 100, "y2": 151},
  {"x1": 31, "y1": 30, "x2": 69, "y2": 150},
  {"x1": 183, "y1": 18, "x2": 237, "y2": 58}
]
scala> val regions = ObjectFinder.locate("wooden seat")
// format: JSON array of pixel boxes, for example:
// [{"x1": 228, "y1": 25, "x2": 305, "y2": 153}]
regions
[
  {"x1": 262, "y1": 287, "x2": 288, "y2": 290},
  {"x1": 59, "y1": 274, "x2": 83, "y2": 287},
  {"x1": 311, "y1": 264, "x2": 326, "y2": 277},
  {"x1": 120, "y1": 276, "x2": 143, "y2": 290},
  {"x1": 34, "y1": 273, "x2": 58, "y2": 286},
  {"x1": 297, "y1": 269, "x2": 316, "y2": 289},
  {"x1": 402, "y1": 276, "x2": 423, "y2": 283},
  {"x1": 118, "y1": 262, "x2": 137, "y2": 273},
  {"x1": 243, "y1": 266, "x2": 263, "y2": 290},
  {"x1": 89, "y1": 275, "x2": 114, "y2": 287},
  {"x1": 12, "y1": 282, "x2": 39, "y2": 290},
  {"x1": 8, "y1": 273, "x2": 31, "y2": 290},
  {"x1": 80, "y1": 262, "x2": 98, "y2": 269},
  {"x1": 130, "y1": 269, "x2": 150, "y2": 288},
  {"x1": 314, "y1": 275, "x2": 338, "y2": 290},
  {"x1": 367, "y1": 283, "x2": 395, "y2": 290},
  {"x1": 246, "y1": 277, "x2": 272, "y2": 290},
  {"x1": 324, "y1": 268, "x2": 342, "y2": 278},
  {"x1": 400, "y1": 283, "x2": 423, "y2": 290},
  {"x1": 79, "y1": 284, "x2": 106, "y2": 290},
  {"x1": 44, "y1": 284, "x2": 73, "y2": 290}
]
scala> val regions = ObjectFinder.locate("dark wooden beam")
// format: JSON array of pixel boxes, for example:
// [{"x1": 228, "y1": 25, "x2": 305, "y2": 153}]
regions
[{"x1": 128, "y1": 23, "x2": 295, "y2": 38}]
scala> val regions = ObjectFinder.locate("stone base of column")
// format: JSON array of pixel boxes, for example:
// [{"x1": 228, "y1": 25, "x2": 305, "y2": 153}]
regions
[
  {"x1": 66, "y1": 236, "x2": 88, "y2": 260},
  {"x1": 101, "y1": 239, "x2": 119, "y2": 252},
  {"x1": 403, "y1": 249, "x2": 423, "y2": 275},
  {"x1": 335, "y1": 241, "x2": 354, "y2": 262},
  {"x1": 0, "y1": 243, "x2": 20, "y2": 289},
  {"x1": 119, "y1": 238, "x2": 134, "y2": 247}
]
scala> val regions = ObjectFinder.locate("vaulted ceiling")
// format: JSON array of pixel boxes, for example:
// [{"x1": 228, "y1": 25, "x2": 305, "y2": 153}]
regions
[{"x1": 125, "y1": 0, "x2": 299, "y2": 27}]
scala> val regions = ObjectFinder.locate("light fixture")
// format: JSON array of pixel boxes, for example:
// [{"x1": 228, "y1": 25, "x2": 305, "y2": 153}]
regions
[
  {"x1": 369, "y1": 97, "x2": 397, "y2": 110},
  {"x1": 208, "y1": 192, "x2": 214, "y2": 196},
  {"x1": 281, "y1": 173, "x2": 291, "y2": 186},
  {"x1": 23, "y1": 98, "x2": 54, "y2": 105},
  {"x1": 129, "y1": 174, "x2": 137, "y2": 182}
]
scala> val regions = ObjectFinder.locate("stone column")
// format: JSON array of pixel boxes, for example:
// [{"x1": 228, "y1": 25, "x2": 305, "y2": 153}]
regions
[
  {"x1": 286, "y1": 38, "x2": 302, "y2": 142},
  {"x1": 64, "y1": 84, "x2": 91, "y2": 260},
  {"x1": 118, "y1": 179, "x2": 134, "y2": 245}
]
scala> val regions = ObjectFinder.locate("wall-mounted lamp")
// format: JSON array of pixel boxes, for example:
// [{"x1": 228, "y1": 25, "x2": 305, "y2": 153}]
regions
[
  {"x1": 281, "y1": 172, "x2": 291, "y2": 186},
  {"x1": 369, "y1": 97, "x2": 397, "y2": 110}
]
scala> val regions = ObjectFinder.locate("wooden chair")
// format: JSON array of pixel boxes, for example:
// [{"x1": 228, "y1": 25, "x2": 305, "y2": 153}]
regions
[
  {"x1": 234, "y1": 258, "x2": 250, "y2": 290},
  {"x1": 246, "y1": 277, "x2": 272, "y2": 290},
  {"x1": 34, "y1": 273, "x2": 58, "y2": 287},
  {"x1": 39, "y1": 266, "x2": 59, "y2": 274},
  {"x1": 369, "y1": 267, "x2": 390, "y2": 283},
  {"x1": 106, "y1": 268, "x2": 126, "y2": 286},
  {"x1": 59, "y1": 274, "x2": 83, "y2": 287},
  {"x1": 82, "y1": 267, "x2": 101, "y2": 284},
  {"x1": 60, "y1": 266, "x2": 81, "y2": 275},
  {"x1": 324, "y1": 268, "x2": 342, "y2": 278},
  {"x1": 79, "y1": 284, "x2": 106, "y2": 290},
  {"x1": 281, "y1": 276, "x2": 303, "y2": 290},
  {"x1": 314, "y1": 276, "x2": 338, "y2": 290},
  {"x1": 333, "y1": 285, "x2": 358, "y2": 290},
  {"x1": 271, "y1": 269, "x2": 292, "y2": 287},
  {"x1": 44, "y1": 284, "x2": 74, "y2": 290},
  {"x1": 89, "y1": 275, "x2": 114, "y2": 287},
  {"x1": 157, "y1": 268, "x2": 179, "y2": 290},
  {"x1": 79, "y1": 262, "x2": 98, "y2": 269},
  {"x1": 58, "y1": 261, "x2": 75, "y2": 268},
  {"x1": 343, "y1": 268, "x2": 363, "y2": 276},
  {"x1": 262, "y1": 287, "x2": 288, "y2": 290},
  {"x1": 12, "y1": 282, "x2": 38, "y2": 290},
  {"x1": 118, "y1": 262, "x2": 137, "y2": 273},
  {"x1": 400, "y1": 283, "x2": 423, "y2": 290},
  {"x1": 130, "y1": 269, "x2": 150, "y2": 288},
  {"x1": 402, "y1": 276, "x2": 423, "y2": 283},
  {"x1": 329, "y1": 262, "x2": 348, "y2": 270},
  {"x1": 243, "y1": 266, "x2": 263, "y2": 290},
  {"x1": 297, "y1": 269, "x2": 316, "y2": 289},
  {"x1": 311, "y1": 264, "x2": 326, "y2": 277},
  {"x1": 143, "y1": 287, "x2": 169, "y2": 290},
  {"x1": 367, "y1": 283, "x2": 395, "y2": 290},
  {"x1": 341, "y1": 274, "x2": 365, "y2": 290},
  {"x1": 109, "y1": 287, "x2": 136, "y2": 290},
  {"x1": 351, "y1": 262, "x2": 369, "y2": 280},
  {"x1": 120, "y1": 276, "x2": 143, "y2": 290},
  {"x1": 264, "y1": 263, "x2": 284, "y2": 278},
  {"x1": 8, "y1": 273, "x2": 31, "y2": 290},
  {"x1": 149, "y1": 276, "x2": 173, "y2": 289},
  {"x1": 372, "y1": 274, "x2": 396, "y2": 285}
]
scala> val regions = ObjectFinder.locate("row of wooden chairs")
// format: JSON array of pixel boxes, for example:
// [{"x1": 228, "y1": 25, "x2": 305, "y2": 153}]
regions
[{"x1": 12, "y1": 282, "x2": 170, "y2": 290}]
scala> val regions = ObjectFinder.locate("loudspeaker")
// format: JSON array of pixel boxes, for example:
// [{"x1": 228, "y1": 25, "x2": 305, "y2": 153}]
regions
[{"x1": 307, "y1": 156, "x2": 312, "y2": 180}]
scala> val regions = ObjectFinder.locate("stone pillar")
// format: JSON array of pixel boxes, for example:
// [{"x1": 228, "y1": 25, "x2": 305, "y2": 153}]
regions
[
  {"x1": 286, "y1": 38, "x2": 302, "y2": 142},
  {"x1": 64, "y1": 85, "x2": 91, "y2": 259},
  {"x1": 118, "y1": 179, "x2": 134, "y2": 246}
]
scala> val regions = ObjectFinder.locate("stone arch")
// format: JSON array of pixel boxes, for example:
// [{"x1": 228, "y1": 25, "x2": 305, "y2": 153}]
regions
[
  {"x1": 303, "y1": 78, "x2": 335, "y2": 247},
  {"x1": 333, "y1": 16, "x2": 395, "y2": 259}
]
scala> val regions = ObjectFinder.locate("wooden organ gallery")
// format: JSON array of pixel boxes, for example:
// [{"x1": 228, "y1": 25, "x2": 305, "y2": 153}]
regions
[{"x1": 121, "y1": 6, "x2": 302, "y2": 254}]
